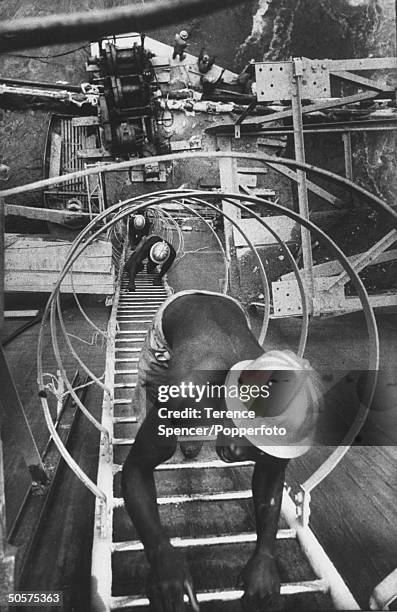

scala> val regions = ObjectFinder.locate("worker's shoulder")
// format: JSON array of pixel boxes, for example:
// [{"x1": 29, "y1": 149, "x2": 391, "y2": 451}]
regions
[
  {"x1": 163, "y1": 291, "x2": 237, "y2": 323},
  {"x1": 146, "y1": 234, "x2": 164, "y2": 244}
]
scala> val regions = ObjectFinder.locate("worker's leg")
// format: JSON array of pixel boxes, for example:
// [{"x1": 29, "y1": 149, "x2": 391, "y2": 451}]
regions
[{"x1": 126, "y1": 241, "x2": 147, "y2": 291}]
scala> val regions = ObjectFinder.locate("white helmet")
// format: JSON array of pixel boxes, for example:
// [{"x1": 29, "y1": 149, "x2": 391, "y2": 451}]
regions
[
  {"x1": 150, "y1": 241, "x2": 170, "y2": 264},
  {"x1": 66, "y1": 198, "x2": 83, "y2": 212},
  {"x1": 133, "y1": 214, "x2": 146, "y2": 230},
  {"x1": 225, "y1": 350, "x2": 323, "y2": 459},
  {"x1": 179, "y1": 30, "x2": 188, "y2": 40}
]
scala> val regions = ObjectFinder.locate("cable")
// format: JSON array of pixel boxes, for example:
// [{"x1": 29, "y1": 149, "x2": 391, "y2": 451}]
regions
[{"x1": 2, "y1": 43, "x2": 90, "y2": 60}]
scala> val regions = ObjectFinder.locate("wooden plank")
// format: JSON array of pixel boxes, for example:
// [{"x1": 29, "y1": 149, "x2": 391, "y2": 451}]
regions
[
  {"x1": 5, "y1": 271, "x2": 114, "y2": 294},
  {"x1": 5, "y1": 204, "x2": 91, "y2": 223},
  {"x1": 4, "y1": 310, "x2": 39, "y2": 318},
  {"x1": 5, "y1": 235, "x2": 112, "y2": 273},
  {"x1": 268, "y1": 163, "x2": 343, "y2": 207},
  {"x1": 238, "y1": 166, "x2": 269, "y2": 174},
  {"x1": 77, "y1": 148, "x2": 110, "y2": 159},
  {"x1": 49, "y1": 132, "x2": 62, "y2": 179},
  {"x1": 281, "y1": 249, "x2": 397, "y2": 281},
  {"x1": 72, "y1": 116, "x2": 99, "y2": 127},
  {"x1": 238, "y1": 173, "x2": 257, "y2": 188}
]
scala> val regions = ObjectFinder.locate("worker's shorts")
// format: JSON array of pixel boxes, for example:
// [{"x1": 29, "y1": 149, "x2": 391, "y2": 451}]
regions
[{"x1": 130, "y1": 290, "x2": 251, "y2": 423}]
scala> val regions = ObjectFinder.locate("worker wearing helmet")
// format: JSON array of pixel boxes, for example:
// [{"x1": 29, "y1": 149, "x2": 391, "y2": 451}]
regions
[
  {"x1": 198, "y1": 47, "x2": 216, "y2": 74},
  {"x1": 129, "y1": 213, "x2": 150, "y2": 249},
  {"x1": 122, "y1": 291, "x2": 323, "y2": 612},
  {"x1": 172, "y1": 30, "x2": 189, "y2": 61},
  {"x1": 125, "y1": 234, "x2": 176, "y2": 291}
]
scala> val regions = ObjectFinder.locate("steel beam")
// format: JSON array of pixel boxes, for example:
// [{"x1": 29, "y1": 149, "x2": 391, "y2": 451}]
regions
[
  {"x1": 291, "y1": 59, "x2": 314, "y2": 308},
  {"x1": 326, "y1": 229, "x2": 397, "y2": 291},
  {"x1": 342, "y1": 132, "x2": 353, "y2": 181},
  {"x1": 327, "y1": 57, "x2": 396, "y2": 71},
  {"x1": 330, "y1": 70, "x2": 394, "y2": 93},
  {"x1": 267, "y1": 163, "x2": 342, "y2": 208},
  {"x1": 218, "y1": 140, "x2": 240, "y2": 262}
]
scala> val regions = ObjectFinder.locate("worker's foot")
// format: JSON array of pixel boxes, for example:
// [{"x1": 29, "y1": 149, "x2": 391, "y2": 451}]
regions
[
  {"x1": 180, "y1": 440, "x2": 204, "y2": 459},
  {"x1": 152, "y1": 277, "x2": 163, "y2": 286},
  {"x1": 180, "y1": 53, "x2": 186, "y2": 61},
  {"x1": 127, "y1": 283, "x2": 136, "y2": 292}
]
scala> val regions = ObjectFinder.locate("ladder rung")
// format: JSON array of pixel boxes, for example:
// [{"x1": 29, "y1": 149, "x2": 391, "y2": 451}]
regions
[
  {"x1": 115, "y1": 357, "x2": 139, "y2": 362},
  {"x1": 113, "y1": 437, "x2": 136, "y2": 446},
  {"x1": 117, "y1": 308, "x2": 158, "y2": 312},
  {"x1": 117, "y1": 320, "x2": 151, "y2": 323},
  {"x1": 113, "y1": 416, "x2": 137, "y2": 424},
  {"x1": 115, "y1": 330, "x2": 147, "y2": 334},
  {"x1": 113, "y1": 490, "x2": 253, "y2": 508},
  {"x1": 110, "y1": 581, "x2": 328, "y2": 609},
  {"x1": 115, "y1": 338, "x2": 145, "y2": 343},
  {"x1": 115, "y1": 370, "x2": 138, "y2": 375},
  {"x1": 112, "y1": 529, "x2": 296, "y2": 553},
  {"x1": 112, "y1": 459, "x2": 253, "y2": 474},
  {"x1": 113, "y1": 383, "x2": 136, "y2": 388},
  {"x1": 116, "y1": 330, "x2": 147, "y2": 334},
  {"x1": 115, "y1": 348, "x2": 142, "y2": 352},
  {"x1": 117, "y1": 315, "x2": 156, "y2": 318},
  {"x1": 113, "y1": 397, "x2": 135, "y2": 406}
]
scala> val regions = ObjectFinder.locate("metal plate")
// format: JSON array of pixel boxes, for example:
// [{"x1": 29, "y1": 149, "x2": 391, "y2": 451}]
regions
[
  {"x1": 256, "y1": 59, "x2": 330, "y2": 102},
  {"x1": 272, "y1": 277, "x2": 345, "y2": 317}
]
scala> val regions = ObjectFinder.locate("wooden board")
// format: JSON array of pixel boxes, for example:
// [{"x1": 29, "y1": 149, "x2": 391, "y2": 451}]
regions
[{"x1": 4, "y1": 235, "x2": 114, "y2": 294}]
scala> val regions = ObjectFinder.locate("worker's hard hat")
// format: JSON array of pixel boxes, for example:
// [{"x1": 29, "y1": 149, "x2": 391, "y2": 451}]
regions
[
  {"x1": 0, "y1": 163, "x2": 10, "y2": 181},
  {"x1": 150, "y1": 240, "x2": 171, "y2": 264},
  {"x1": 133, "y1": 214, "x2": 146, "y2": 230},
  {"x1": 249, "y1": 58, "x2": 256, "y2": 64},
  {"x1": 66, "y1": 198, "x2": 83, "y2": 212},
  {"x1": 179, "y1": 30, "x2": 188, "y2": 40},
  {"x1": 225, "y1": 350, "x2": 322, "y2": 459}
]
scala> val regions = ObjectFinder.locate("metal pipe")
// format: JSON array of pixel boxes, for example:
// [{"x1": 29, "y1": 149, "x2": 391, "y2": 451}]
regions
[
  {"x1": 0, "y1": 76, "x2": 81, "y2": 92},
  {"x1": 0, "y1": 0, "x2": 252, "y2": 53}
]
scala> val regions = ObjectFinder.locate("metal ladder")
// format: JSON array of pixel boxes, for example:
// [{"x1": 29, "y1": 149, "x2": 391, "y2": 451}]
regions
[{"x1": 91, "y1": 273, "x2": 352, "y2": 611}]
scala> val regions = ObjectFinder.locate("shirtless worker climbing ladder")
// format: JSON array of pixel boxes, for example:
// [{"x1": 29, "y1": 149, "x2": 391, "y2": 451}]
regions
[{"x1": 122, "y1": 290, "x2": 321, "y2": 611}]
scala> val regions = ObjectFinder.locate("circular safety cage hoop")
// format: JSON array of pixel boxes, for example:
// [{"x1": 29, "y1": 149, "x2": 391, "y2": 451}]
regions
[{"x1": 1, "y1": 151, "x2": 392, "y2": 504}]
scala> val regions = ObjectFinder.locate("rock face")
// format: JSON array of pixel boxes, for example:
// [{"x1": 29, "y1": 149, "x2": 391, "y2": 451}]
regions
[{"x1": 235, "y1": 0, "x2": 396, "y2": 211}]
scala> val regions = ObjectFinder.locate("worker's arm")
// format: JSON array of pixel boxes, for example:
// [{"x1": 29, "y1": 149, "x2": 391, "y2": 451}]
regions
[
  {"x1": 158, "y1": 247, "x2": 176, "y2": 280},
  {"x1": 121, "y1": 403, "x2": 199, "y2": 612},
  {"x1": 239, "y1": 453, "x2": 289, "y2": 611}
]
